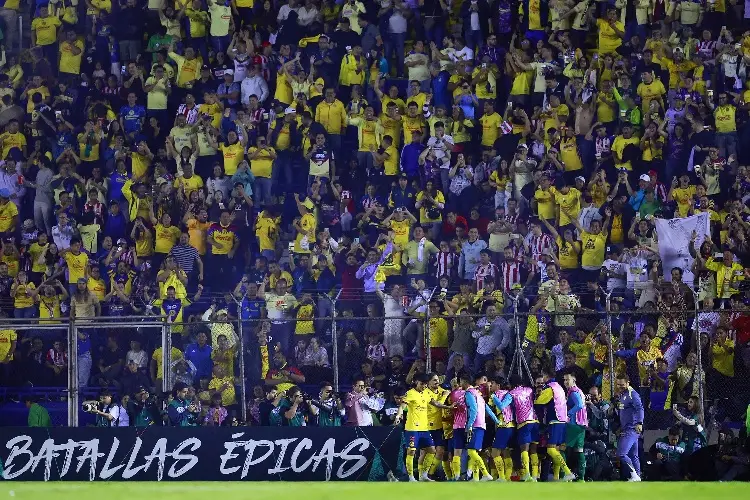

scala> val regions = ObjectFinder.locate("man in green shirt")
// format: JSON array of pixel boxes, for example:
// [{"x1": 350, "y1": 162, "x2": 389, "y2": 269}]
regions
[{"x1": 25, "y1": 396, "x2": 51, "y2": 427}]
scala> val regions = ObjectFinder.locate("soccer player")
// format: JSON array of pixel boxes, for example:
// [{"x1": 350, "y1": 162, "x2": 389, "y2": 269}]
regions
[
  {"x1": 441, "y1": 378, "x2": 458, "y2": 480},
  {"x1": 488, "y1": 375, "x2": 515, "y2": 482},
  {"x1": 509, "y1": 374, "x2": 539, "y2": 481},
  {"x1": 534, "y1": 372, "x2": 575, "y2": 481},
  {"x1": 425, "y1": 372, "x2": 451, "y2": 479},
  {"x1": 563, "y1": 373, "x2": 588, "y2": 480},
  {"x1": 453, "y1": 371, "x2": 498, "y2": 481},
  {"x1": 615, "y1": 374, "x2": 644, "y2": 481},
  {"x1": 394, "y1": 373, "x2": 452, "y2": 482}
]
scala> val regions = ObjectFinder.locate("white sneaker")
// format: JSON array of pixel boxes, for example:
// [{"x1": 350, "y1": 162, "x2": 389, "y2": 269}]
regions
[
  {"x1": 420, "y1": 473, "x2": 435, "y2": 482},
  {"x1": 408, "y1": 476, "x2": 418, "y2": 482},
  {"x1": 627, "y1": 472, "x2": 642, "y2": 482},
  {"x1": 495, "y1": 477, "x2": 507, "y2": 482},
  {"x1": 562, "y1": 473, "x2": 576, "y2": 482},
  {"x1": 480, "y1": 474, "x2": 494, "y2": 481},
  {"x1": 387, "y1": 472, "x2": 399, "y2": 482}
]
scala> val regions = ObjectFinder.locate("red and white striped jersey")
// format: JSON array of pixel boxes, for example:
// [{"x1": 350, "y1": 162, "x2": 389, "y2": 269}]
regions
[
  {"x1": 475, "y1": 263, "x2": 499, "y2": 290},
  {"x1": 499, "y1": 260, "x2": 522, "y2": 292}
]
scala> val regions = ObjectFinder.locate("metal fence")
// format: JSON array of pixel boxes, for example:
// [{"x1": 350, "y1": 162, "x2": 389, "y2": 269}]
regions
[{"x1": 2, "y1": 301, "x2": 748, "y2": 432}]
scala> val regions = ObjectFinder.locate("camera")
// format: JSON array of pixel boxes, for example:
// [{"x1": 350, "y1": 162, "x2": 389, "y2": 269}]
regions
[{"x1": 82, "y1": 400, "x2": 100, "y2": 413}]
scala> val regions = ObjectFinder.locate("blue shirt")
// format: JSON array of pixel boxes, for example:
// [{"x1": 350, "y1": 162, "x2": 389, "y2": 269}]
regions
[
  {"x1": 617, "y1": 386, "x2": 644, "y2": 430},
  {"x1": 431, "y1": 70, "x2": 450, "y2": 110},
  {"x1": 109, "y1": 171, "x2": 129, "y2": 202},
  {"x1": 119, "y1": 105, "x2": 146, "y2": 134},
  {"x1": 184, "y1": 343, "x2": 213, "y2": 379},
  {"x1": 240, "y1": 297, "x2": 265, "y2": 320}
]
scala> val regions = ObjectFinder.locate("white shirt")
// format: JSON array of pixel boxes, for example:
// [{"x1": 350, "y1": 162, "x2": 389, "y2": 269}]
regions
[
  {"x1": 297, "y1": 5, "x2": 319, "y2": 25},
  {"x1": 426, "y1": 134, "x2": 454, "y2": 166},
  {"x1": 602, "y1": 259, "x2": 627, "y2": 292},
  {"x1": 276, "y1": 4, "x2": 299, "y2": 23},
  {"x1": 388, "y1": 10, "x2": 407, "y2": 33},
  {"x1": 453, "y1": 46, "x2": 474, "y2": 63},
  {"x1": 117, "y1": 405, "x2": 130, "y2": 427},
  {"x1": 51, "y1": 223, "x2": 75, "y2": 250},
  {"x1": 241, "y1": 75, "x2": 270, "y2": 104},
  {"x1": 126, "y1": 349, "x2": 149, "y2": 369}
]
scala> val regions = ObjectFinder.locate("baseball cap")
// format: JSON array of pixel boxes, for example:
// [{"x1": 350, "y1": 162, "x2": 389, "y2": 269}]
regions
[
  {"x1": 224, "y1": 68, "x2": 234, "y2": 76},
  {"x1": 302, "y1": 198, "x2": 315, "y2": 210},
  {"x1": 574, "y1": 176, "x2": 585, "y2": 183},
  {"x1": 639, "y1": 174, "x2": 650, "y2": 182},
  {"x1": 284, "y1": 106, "x2": 297, "y2": 115},
  {"x1": 648, "y1": 170, "x2": 658, "y2": 180},
  {"x1": 77, "y1": 278, "x2": 87, "y2": 284},
  {"x1": 22, "y1": 219, "x2": 34, "y2": 229}
]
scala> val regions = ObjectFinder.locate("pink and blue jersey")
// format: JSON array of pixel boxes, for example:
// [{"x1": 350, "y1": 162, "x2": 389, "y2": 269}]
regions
[
  {"x1": 510, "y1": 386, "x2": 538, "y2": 426},
  {"x1": 567, "y1": 385, "x2": 589, "y2": 427},
  {"x1": 451, "y1": 389, "x2": 467, "y2": 430}
]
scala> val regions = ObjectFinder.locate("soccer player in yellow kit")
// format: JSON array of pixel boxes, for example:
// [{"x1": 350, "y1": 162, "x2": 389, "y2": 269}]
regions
[
  {"x1": 426, "y1": 372, "x2": 451, "y2": 479},
  {"x1": 395, "y1": 373, "x2": 452, "y2": 482}
]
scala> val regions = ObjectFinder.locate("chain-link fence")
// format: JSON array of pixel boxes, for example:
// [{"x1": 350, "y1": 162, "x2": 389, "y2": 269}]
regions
[{"x1": 2, "y1": 302, "x2": 748, "y2": 431}]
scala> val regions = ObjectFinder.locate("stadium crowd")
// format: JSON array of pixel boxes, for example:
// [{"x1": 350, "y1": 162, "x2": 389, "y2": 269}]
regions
[{"x1": 0, "y1": 0, "x2": 750, "y2": 482}]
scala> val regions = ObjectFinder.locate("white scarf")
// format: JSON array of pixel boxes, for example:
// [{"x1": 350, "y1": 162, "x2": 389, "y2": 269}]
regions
[{"x1": 417, "y1": 237, "x2": 426, "y2": 262}]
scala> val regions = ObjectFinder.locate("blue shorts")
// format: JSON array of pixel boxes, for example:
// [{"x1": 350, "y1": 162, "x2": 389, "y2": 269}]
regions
[
  {"x1": 547, "y1": 422, "x2": 566, "y2": 446},
  {"x1": 445, "y1": 433, "x2": 455, "y2": 453},
  {"x1": 404, "y1": 430, "x2": 434, "y2": 450},
  {"x1": 517, "y1": 423, "x2": 540, "y2": 445},
  {"x1": 492, "y1": 427, "x2": 514, "y2": 450},
  {"x1": 429, "y1": 429, "x2": 445, "y2": 447},
  {"x1": 453, "y1": 428, "x2": 484, "y2": 450}
]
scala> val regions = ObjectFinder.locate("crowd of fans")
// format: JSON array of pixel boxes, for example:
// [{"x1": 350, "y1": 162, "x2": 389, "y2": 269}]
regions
[{"x1": 0, "y1": 0, "x2": 748, "y2": 457}]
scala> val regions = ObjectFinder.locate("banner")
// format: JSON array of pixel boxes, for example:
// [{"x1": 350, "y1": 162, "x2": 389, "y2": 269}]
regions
[
  {"x1": 0, "y1": 426, "x2": 401, "y2": 482},
  {"x1": 654, "y1": 213, "x2": 710, "y2": 284}
]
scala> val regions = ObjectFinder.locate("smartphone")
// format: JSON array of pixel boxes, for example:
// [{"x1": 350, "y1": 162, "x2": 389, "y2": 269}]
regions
[
  {"x1": 288, "y1": 242, "x2": 295, "y2": 252},
  {"x1": 353, "y1": 237, "x2": 360, "y2": 244},
  {"x1": 707, "y1": 89, "x2": 714, "y2": 99},
  {"x1": 120, "y1": 65, "x2": 127, "y2": 75}
]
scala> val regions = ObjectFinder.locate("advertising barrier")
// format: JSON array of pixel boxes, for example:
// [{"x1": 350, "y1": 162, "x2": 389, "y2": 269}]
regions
[{"x1": 0, "y1": 427, "x2": 401, "y2": 482}]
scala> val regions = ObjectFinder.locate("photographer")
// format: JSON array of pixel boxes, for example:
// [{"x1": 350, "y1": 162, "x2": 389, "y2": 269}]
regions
[
  {"x1": 167, "y1": 381, "x2": 201, "y2": 427},
  {"x1": 272, "y1": 385, "x2": 309, "y2": 426},
  {"x1": 91, "y1": 390, "x2": 120, "y2": 427},
  {"x1": 309, "y1": 382, "x2": 344, "y2": 426},
  {"x1": 128, "y1": 386, "x2": 160, "y2": 427},
  {"x1": 650, "y1": 426, "x2": 685, "y2": 481}
]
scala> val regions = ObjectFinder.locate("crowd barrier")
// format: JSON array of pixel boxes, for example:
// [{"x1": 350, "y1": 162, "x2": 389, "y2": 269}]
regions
[
  {"x1": 0, "y1": 426, "x2": 401, "y2": 481},
  {"x1": 2, "y1": 303, "x2": 747, "y2": 434}
]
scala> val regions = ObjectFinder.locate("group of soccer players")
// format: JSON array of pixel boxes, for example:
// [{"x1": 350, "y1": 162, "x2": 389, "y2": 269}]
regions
[{"x1": 394, "y1": 370, "x2": 589, "y2": 482}]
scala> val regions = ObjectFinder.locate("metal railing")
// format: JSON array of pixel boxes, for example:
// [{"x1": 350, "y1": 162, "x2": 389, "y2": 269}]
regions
[{"x1": 2, "y1": 303, "x2": 747, "y2": 429}]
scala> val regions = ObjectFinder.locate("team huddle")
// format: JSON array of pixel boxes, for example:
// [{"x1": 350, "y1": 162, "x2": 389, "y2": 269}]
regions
[{"x1": 394, "y1": 372, "x2": 590, "y2": 482}]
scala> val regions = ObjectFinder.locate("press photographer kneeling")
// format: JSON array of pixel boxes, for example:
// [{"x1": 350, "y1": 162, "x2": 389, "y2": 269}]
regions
[{"x1": 83, "y1": 390, "x2": 120, "y2": 427}]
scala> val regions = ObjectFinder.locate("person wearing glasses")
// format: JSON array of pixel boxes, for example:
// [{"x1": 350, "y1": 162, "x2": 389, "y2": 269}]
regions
[{"x1": 344, "y1": 378, "x2": 384, "y2": 426}]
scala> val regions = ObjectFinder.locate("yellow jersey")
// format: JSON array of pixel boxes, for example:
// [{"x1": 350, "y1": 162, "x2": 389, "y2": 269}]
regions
[
  {"x1": 427, "y1": 387, "x2": 450, "y2": 430},
  {"x1": 63, "y1": 251, "x2": 88, "y2": 284},
  {"x1": 403, "y1": 388, "x2": 431, "y2": 431}
]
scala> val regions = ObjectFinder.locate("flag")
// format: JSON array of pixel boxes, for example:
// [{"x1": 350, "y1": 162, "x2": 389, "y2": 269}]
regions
[{"x1": 653, "y1": 213, "x2": 710, "y2": 284}]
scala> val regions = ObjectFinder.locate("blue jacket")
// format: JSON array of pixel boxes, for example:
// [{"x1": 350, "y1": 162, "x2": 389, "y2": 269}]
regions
[
  {"x1": 617, "y1": 386, "x2": 644, "y2": 431},
  {"x1": 400, "y1": 142, "x2": 425, "y2": 178},
  {"x1": 231, "y1": 167, "x2": 255, "y2": 197}
]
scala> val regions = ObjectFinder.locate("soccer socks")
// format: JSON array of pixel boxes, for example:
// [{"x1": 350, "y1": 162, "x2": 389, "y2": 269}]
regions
[
  {"x1": 428, "y1": 456, "x2": 439, "y2": 476},
  {"x1": 548, "y1": 447, "x2": 562, "y2": 479},
  {"x1": 492, "y1": 456, "x2": 505, "y2": 480},
  {"x1": 467, "y1": 450, "x2": 489, "y2": 479},
  {"x1": 578, "y1": 452, "x2": 587, "y2": 480},
  {"x1": 443, "y1": 460, "x2": 454, "y2": 480},
  {"x1": 451, "y1": 455, "x2": 462, "y2": 479},
  {"x1": 504, "y1": 457, "x2": 514, "y2": 481},
  {"x1": 421, "y1": 452, "x2": 436, "y2": 477},
  {"x1": 530, "y1": 452, "x2": 540, "y2": 479},
  {"x1": 406, "y1": 453, "x2": 415, "y2": 479},
  {"x1": 520, "y1": 450, "x2": 531, "y2": 477}
]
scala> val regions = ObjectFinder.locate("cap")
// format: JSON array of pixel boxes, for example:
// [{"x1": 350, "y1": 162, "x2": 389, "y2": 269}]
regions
[
  {"x1": 116, "y1": 238, "x2": 127, "y2": 245},
  {"x1": 639, "y1": 174, "x2": 651, "y2": 182},
  {"x1": 648, "y1": 170, "x2": 658, "y2": 179},
  {"x1": 0, "y1": 188, "x2": 9, "y2": 198},
  {"x1": 201, "y1": 64, "x2": 210, "y2": 71},
  {"x1": 517, "y1": 143, "x2": 529, "y2": 149},
  {"x1": 224, "y1": 68, "x2": 234, "y2": 76},
  {"x1": 135, "y1": 386, "x2": 148, "y2": 393},
  {"x1": 302, "y1": 198, "x2": 315, "y2": 210},
  {"x1": 77, "y1": 278, "x2": 87, "y2": 284},
  {"x1": 22, "y1": 219, "x2": 34, "y2": 229},
  {"x1": 400, "y1": 173, "x2": 408, "y2": 179},
  {"x1": 284, "y1": 106, "x2": 297, "y2": 115},
  {"x1": 574, "y1": 176, "x2": 585, "y2": 183}
]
